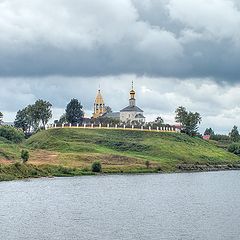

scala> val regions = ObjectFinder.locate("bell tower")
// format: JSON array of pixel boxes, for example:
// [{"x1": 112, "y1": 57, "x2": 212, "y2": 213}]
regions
[{"x1": 93, "y1": 87, "x2": 106, "y2": 118}]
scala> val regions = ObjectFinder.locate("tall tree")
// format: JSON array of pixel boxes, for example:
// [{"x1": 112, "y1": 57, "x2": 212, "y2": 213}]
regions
[
  {"x1": 33, "y1": 100, "x2": 52, "y2": 128},
  {"x1": 204, "y1": 128, "x2": 215, "y2": 136},
  {"x1": 229, "y1": 125, "x2": 240, "y2": 142},
  {"x1": 0, "y1": 112, "x2": 3, "y2": 125},
  {"x1": 175, "y1": 106, "x2": 202, "y2": 136},
  {"x1": 14, "y1": 108, "x2": 30, "y2": 132},
  {"x1": 65, "y1": 99, "x2": 84, "y2": 124},
  {"x1": 14, "y1": 105, "x2": 37, "y2": 133}
]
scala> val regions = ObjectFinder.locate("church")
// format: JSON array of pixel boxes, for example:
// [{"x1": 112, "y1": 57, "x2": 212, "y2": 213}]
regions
[
  {"x1": 120, "y1": 83, "x2": 145, "y2": 123},
  {"x1": 92, "y1": 82, "x2": 145, "y2": 123}
]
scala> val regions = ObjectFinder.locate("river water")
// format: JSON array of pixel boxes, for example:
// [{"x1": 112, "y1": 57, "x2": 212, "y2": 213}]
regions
[{"x1": 0, "y1": 171, "x2": 240, "y2": 240}]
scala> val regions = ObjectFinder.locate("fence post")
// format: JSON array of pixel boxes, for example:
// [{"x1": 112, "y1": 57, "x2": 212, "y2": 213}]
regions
[
  {"x1": 124, "y1": 125, "x2": 126, "y2": 129},
  {"x1": 157, "y1": 127, "x2": 159, "y2": 131},
  {"x1": 91, "y1": 124, "x2": 94, "y2": 128},
  {"x1": 69, "y1": 123, "x2": 72, "y2": 128},
  {"x1": 62, "y1": 123, "x2": 64, "y2": 128},
  {"x1": 107, "y1": 124, "x2": 109, "y2": 128},
  {"x1": 149, "y1": 126, "x2": 151, "y2": 131},
  {"x1": 141, "y1": 126, "x2": 143, "y2": 131},
  {"x1": 99, "y1": 123, "x2": 101, "y2": 128},
  {"x1": 132, "y1": 125, "x2": 134, "y2": 130},
  {"x1": 115, "y1": 124, "x2": 118, "y2": 129}
]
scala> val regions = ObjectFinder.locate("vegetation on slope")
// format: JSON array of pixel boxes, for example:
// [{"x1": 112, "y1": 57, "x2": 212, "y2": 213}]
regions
[
  {"x1": 0, "y1": 128, "x2": 240, "y2": 181},
  {"x1": 26, "y1": 128, "x2": 240, "y2": 172}
]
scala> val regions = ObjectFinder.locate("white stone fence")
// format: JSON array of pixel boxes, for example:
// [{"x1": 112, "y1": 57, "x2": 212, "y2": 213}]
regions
[{"x1": 46, "y1": 123, "x2": 181, "y2": 133}]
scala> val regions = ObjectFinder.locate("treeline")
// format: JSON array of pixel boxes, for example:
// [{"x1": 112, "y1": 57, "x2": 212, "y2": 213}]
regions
[
  {"x1": 14, "y1": 98, "x2": 84, "y2": 135},
  {"x1": 14, "y1": 100, "x2": 52, "y2": 134}
]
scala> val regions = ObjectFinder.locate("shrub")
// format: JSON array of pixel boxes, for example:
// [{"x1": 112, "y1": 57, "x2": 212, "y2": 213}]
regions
[
  {"x1": 21, "y1": 150, "x2": 29, "y2": 163},
  {"x1": 91, "y1": 161, "x2": 102, "y2": 173},
  {"x1": 0, "y1": 126, "x2": 25, "y2": 143},
  {"x1": 145, "y1": 160, "x2": 150, "y2": 169},
  {"x1": 228, "y1": 143, "x2": 240, "y2": 156}
]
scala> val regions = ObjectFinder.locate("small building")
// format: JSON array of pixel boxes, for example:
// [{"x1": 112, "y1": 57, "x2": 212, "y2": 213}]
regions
[
  {"x1": 120, "y1": 83, "x2": 145, "y2": 123},
  {"x1": 92, "y1": 89, "x2": 106, "y2": 118},
  {"x1": 103, "y1": 112, "x2": 120, "y2": 120}
]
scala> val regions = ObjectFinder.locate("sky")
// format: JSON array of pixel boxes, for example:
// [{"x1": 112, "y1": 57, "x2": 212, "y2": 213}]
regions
[{"x1": 0, "y1": 0, "x2": 240, "y2": 134}]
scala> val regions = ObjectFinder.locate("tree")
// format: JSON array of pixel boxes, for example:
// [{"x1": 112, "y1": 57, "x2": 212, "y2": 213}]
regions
[
  {"x1": 14, "y1": 105, "x2": 37, "y2": 133},
  {"x1": 21, "y1": 150, "x2": 29, "y2": 163},
  {"x1": 33, "y1": 100, "x2": 52, "y2": 129},
  {"x1": 91, "y1": 161, "x2": 102, "y2": 173},
  {"x1": 0, "y1": 112, "x2": 3, "y2": 125},
  {"x1": 229, "y1": 125, "x2": 240, "y2": 142},
  {"x1": 65, "y1": 99, "x2": 84, "y2": 125},
  {"x1": 14, "y1": 100, "x2": 52, "y2": 133},
  {"x1": 175, "y1": 106, "x2": 202, "y2": 136},
  {"x1": 14, "y1": 108, "x2": 31, "y2": 133},
  {"x1": 154, "y1": 116, "x2": 164, "y2": 125},
  {"x1": 204, "y1": 128, "x2": 215, "y2": 136}
]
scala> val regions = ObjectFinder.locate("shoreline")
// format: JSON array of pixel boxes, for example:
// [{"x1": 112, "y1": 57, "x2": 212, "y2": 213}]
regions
[{"x1": 1, "y1": 162, "x2": 240, "y2": 182}]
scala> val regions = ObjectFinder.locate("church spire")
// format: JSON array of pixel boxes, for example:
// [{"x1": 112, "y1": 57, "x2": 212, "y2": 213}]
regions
[{"x1": 129, "y1": 81, "x2": 136, "y2": 107}]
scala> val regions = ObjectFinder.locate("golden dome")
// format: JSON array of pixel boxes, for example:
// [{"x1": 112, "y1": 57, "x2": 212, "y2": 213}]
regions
[{"x1": 130, "y1": 89, "x2": 135, "y2": 94}]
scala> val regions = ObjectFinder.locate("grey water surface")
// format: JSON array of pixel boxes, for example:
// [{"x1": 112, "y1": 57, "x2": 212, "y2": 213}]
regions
[{"x1": 1, "y1": 171, "x2": 240, "y2": 240}]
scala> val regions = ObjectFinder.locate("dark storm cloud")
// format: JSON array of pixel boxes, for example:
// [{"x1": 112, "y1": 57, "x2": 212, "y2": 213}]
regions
[{"x1": 1, "y1": 0, "x2": 240, "y2": 82}]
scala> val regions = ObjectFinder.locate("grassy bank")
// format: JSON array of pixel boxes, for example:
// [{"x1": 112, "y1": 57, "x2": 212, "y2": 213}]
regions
[{"x1": 0, "y1": 128, "x2": 240, "y2": 181}]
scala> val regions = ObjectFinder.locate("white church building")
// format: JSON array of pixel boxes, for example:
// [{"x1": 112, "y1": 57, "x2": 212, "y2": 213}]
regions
[{"x1": 120, "y1": 83, "x2": 145, "y2": 123}]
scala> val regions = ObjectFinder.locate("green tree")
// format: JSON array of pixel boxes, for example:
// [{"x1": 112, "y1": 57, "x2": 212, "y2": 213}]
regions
[
  {"x1": 0, "y1": 112, "x2": 3, "y2": 125},
  {"x1": 155, "y1": 116, "x2": 164, "y2": 125},
  {"x1": 175, "y1": 106, "x2": 202, "y2": 136},
  {"x1": 33, "y1": 100, "x2": 52, "y2": 129},
  {"x1": 91, "y1": 161, "x2": 102, "y2": 173},
  {"x1": 65, "y1": 99, "x2": 84, "y2": 125},
  {"x1": 0, "y1": 126, "x2": 25, "y2": 143},
  {"x1": 21, "y1": 150, "x2": 29, "y2": 163},
  {"x1": 204, "y1": 128, "x2": 215, "y2": 136},
  {"x1": 14, "y1": 105, "x2": 37, "y2": 133},
  {"x1": 229, "y1": 125, "x2": 240, "y2": 142},
  {"x1": 14, "y1": 108, "x2": 30, "y2": 133}
]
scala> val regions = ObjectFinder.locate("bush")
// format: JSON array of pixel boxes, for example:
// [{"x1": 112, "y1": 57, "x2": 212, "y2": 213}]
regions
[
  {"x1": 21, "y1": 150, "x2": 29, "y2": 163},
  {"x1": 0, "y1": 126, "x2": 25, "y2": 143},
  {"x1": 91, "y1": 161, "x2": 102, "y2": 173},
  {"x1": 228, "y1": 143, "x2": 240, "y2": 156},
  {"x1": 145, "y1": 160, "x2": 150, "y2": 169}
]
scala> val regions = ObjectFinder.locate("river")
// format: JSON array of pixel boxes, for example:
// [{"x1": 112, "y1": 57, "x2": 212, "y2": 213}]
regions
[{"x1": 1, "y1": 171, "x2": 240, "y2": 240}]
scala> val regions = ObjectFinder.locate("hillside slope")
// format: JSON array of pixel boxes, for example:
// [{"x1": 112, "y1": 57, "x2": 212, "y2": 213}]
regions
[{"x1": 26, "y1": 128, "x2": 240, "y2": 172}]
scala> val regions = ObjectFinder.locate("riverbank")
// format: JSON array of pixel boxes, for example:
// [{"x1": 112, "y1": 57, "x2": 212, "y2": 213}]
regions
[
  {"x1": 1, "y1": 162, "x2": 240, "y2": 182},
  {"x1": 1, "y1": 128, "x2": 240, "y2": 181}
]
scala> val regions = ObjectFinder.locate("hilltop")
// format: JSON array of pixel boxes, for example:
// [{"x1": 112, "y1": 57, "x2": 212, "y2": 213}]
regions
[{"x1": 0, "y1": 128, "x2": 240, "y2": 181}]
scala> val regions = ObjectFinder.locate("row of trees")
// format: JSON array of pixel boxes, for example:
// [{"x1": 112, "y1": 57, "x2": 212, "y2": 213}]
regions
[
  {"x1": 203, "y1": 126, "x2": 240, "y2": 143},
  {"x1": 14, "y1": 100, "x2": 52, "y2": 133}
]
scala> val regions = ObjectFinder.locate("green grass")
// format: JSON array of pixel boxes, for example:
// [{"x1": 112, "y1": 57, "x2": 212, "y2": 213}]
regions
[
  {"x1": 26, "y1": 128, "x2": 240, "y2": 172},
  {"x1": 0, "y1": 128, "x2": 240, "y2": 181}
]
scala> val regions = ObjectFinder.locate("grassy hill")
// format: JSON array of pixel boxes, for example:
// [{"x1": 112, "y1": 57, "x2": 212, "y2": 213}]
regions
[
  {"x1": 0, "y1": 128, "x2": 240, "y2": 181},
  {"x1": 26, "y1": 128, "x2": 240, "y2": 172}
]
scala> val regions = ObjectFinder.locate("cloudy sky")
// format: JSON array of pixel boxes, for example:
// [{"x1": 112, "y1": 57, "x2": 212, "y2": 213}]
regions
[{"x1": 1, "y1": 0, "x2": 240, "y2": 133}]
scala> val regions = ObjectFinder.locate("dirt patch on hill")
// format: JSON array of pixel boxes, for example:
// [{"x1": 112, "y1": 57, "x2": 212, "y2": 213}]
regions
[{"x1": 29, "y1": 150, "x2": 59, "y2": 165}]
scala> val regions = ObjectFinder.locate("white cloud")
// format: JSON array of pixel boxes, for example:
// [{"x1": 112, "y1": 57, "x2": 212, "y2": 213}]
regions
[{"x1": 168, "y1": 0, "x2": 240, "y2": 43}]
